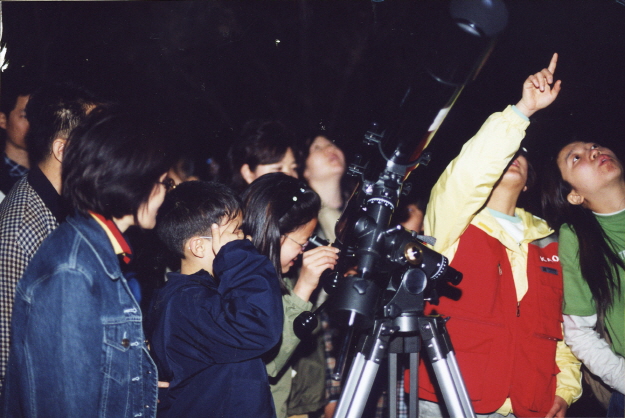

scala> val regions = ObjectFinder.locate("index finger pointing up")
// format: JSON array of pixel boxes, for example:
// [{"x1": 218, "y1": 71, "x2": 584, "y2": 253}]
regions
[{"x1": 548, "y1": 53, "x2": 558, "y2": 74}]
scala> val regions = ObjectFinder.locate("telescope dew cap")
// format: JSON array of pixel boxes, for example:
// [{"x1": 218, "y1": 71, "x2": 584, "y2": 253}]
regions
[{"x1": 450, "y1": 0, "x2": 509, "y2": 37}]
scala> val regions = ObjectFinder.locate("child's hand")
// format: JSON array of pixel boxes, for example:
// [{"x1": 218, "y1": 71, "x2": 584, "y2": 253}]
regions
[
  {"x1": 211, "y1": 218, "x2": 244, "y2": 256},
  {"x1": 293, "y1": 245, "x2": 340, "y2": 302},
  {"x1": 516, "y1": 53, "x2": 562, "y2": 118}
]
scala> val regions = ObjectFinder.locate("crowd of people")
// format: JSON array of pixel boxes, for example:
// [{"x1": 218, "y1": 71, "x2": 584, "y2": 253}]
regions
[{"x1": 0, "y1": 52, "x2": 621, "y2": 418}]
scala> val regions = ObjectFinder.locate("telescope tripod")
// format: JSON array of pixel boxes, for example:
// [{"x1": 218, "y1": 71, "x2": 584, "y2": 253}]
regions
[{"x1": 333, "y1": 313, "x2": 475, "y2": 418}]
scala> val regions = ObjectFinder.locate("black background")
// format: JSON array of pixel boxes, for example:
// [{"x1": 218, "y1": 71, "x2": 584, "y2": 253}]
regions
[{"x1": 3, "y1": 0, "x2": 625, "y2": 213}]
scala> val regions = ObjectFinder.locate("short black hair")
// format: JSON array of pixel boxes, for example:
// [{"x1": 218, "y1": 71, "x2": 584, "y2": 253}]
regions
[
  {"x1": 156, "y1": 181, "x2": 242, "y2": 259},
  {"x1": 227, "y1": 119, "x2": 296, "y2": 192},
  {"x1": 0, "y1": 73, "x2": 36, "y2": 117},
  {"x1": 62, "y1": 107, "x2": 173, "y2": 220},
  {"x1": 25, "y1": 81, "x2": 100, "y2": 165}
]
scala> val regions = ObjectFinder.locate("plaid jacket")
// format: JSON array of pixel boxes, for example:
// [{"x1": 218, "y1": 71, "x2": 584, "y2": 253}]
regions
[
  {"x1": 0, "y1": 153, "x2": 28, "y2": 197},
  {"x1": 0, "y1": 174, "x2": 58, "y2": 391}
]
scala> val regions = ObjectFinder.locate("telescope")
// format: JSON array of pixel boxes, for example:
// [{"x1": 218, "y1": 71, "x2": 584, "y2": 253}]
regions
[{"x1": 294, "y1": 1, "x2": 508, "y2": 417}]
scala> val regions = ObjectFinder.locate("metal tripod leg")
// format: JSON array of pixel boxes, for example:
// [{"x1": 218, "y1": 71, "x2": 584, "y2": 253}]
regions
[
  {"x1": 334, "y1": 319, "x2": 394, "y2": 418},
  {"x1": 334, "y1": 315, "x2": 475, "y2": 418},
  {"x1": 389, "y1": 352, "x2": 398, "y2": 418},
  {"x1": 419, "y1": 316, "x2": 475, "y2": 418}
]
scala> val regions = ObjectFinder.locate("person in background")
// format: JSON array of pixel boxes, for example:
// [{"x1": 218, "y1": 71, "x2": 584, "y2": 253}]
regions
[
  {"x1": 542, "y1": 139, "x2": 625, "y2": 417},
  {"x1": 416, "y1": 53, "x2": 581, "y2": 418},
  {"x1": 242, "y1": 173, "x2": 339, "y2": 418},
  {"x1": 149, "y1": 180, "x2": 283, "y2": 418},
  {"x1": 394, "y1": 194, "x2": 428, "y2": 234},
  {"x1": 0, "y1": 82, "x2": 99, "y2": 392},
  {"x1": 1, "y1": 107, "x2": 173, "y2": 417},
  {"x1": 167, "y1": 154, "x2": 201, "y2": 185},
  {"x1": 227, "y1": 119, "x2": 299, "y2": 193},
  {"x1": 0, "y1": 76, "x2": 35, "y2": 200},
  {"x1": 286, "y1": 133, "x2": 348, "y2": 418},
  {"x1": 124, "y1": 152, "x2": 202, "y2": 312},
  {"x1": 302, "y1": 133, "x2": 347, "y2": 243}
]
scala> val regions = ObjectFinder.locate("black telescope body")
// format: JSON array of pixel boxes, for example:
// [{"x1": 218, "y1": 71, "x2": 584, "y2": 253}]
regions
[
  {"x1": 291, "y1": 4, "x2": 510, "y2": 415},
  {"x1": 294, "y1": 0, "x2": 508, "y2": 341},
  {"x1": 329, "y1": 0, "x2": 508, "y2": 330}
]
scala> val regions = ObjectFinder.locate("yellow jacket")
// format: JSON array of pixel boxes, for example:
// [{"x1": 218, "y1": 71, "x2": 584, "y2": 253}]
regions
[{"x1": 424, "y1": 105, "x2": 582, "y2": 413}]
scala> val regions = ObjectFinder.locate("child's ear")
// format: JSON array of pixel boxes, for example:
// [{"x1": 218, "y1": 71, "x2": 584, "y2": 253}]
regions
[{"x1": 187, "y1": 237, "x2": 207, "y2": 259}]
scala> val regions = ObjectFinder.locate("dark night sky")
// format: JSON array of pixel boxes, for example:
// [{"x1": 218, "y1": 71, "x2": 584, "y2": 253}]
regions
[{"x1": 2, "y1": 0, "x2": 625, "y2": 211}]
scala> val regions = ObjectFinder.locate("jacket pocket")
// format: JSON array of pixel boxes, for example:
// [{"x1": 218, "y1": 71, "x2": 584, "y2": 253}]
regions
[
  {"x1": 536, "y1": 267, "x2": 564, "y2": 339},
  {"x1": 102, "y1": 320, "x2": 133, "y2": 385},
  {"x1": 524, "y1": 335, "x2": 559, "y2": 414}
]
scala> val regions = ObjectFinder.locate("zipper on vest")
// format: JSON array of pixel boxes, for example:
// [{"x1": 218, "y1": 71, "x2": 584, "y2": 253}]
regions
[{"x1": 516, "y1": 302, "x2": 521, "y2": 317}]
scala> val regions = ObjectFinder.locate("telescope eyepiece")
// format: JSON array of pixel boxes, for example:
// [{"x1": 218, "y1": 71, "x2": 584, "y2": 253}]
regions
[{"x1": 308, "y1": 234, "x2": 330, "y2": 249}]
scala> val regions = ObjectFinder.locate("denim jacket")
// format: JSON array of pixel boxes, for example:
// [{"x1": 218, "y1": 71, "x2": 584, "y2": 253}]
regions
[{"x1": 1, "y1": 214, "x2": 158, "y2": 418}]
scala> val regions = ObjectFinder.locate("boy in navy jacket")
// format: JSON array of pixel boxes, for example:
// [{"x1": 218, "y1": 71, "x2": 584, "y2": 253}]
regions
[{"x1": 149, "y1": 181, "x2": 283, "y2": 418}]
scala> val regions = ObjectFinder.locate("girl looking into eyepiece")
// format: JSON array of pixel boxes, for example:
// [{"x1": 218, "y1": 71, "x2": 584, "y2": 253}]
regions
[{"x1": 241, "y1": 172, "x2": 339, "y2": 418}]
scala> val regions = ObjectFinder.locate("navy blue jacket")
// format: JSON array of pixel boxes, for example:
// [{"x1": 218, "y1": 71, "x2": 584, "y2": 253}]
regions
[{"x1": 149, "y1": 239, "x2": 283, "y2": 418}]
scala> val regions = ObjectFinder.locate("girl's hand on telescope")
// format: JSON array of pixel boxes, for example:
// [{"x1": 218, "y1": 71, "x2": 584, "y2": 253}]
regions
[{"x1": 293, "y1": 246, "x2": 340, "y2": 302}]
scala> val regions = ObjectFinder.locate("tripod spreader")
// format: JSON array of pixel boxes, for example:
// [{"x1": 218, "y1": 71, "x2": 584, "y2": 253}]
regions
[{"x1": 333, "y1": 314, "x2": 476, "y2": 418}]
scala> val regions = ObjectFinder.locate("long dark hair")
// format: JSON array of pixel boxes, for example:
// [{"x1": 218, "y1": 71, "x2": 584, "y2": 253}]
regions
[
  {"x1": 542, "y1": 157, "x2": 623, "y2": 318},
  {"x1": 241, "y1": 173, "x2": 321, "y2": 293}
]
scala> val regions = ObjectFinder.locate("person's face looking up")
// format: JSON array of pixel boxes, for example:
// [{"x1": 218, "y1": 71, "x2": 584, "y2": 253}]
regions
[
  {"x1": 279, "y1": 218, "x2": 317, "y2": 274},
  {"x1": 304, "y1": 136, "x2": 345, "y2": 181},
  {"x1": 557, "y1": 142, "x2": 623, "y2": 205},
  {"x1": 241, "y1": 147, "x2": 298, "y2": 184},
  {"x1": 493, "y1": 154, "x2": 529, "y2": 197},
  {"x1": 502, "y1": 154, "x2": 529, "y2": 187}
]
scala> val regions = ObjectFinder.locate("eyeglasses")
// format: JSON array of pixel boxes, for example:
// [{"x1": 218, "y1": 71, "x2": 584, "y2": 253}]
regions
[
  {"x1": 284, "y1": 234, "x2": 309, "y2": 251},
  {"x1": 160, "y1": 177, "x2": 177, "y2": 192}
]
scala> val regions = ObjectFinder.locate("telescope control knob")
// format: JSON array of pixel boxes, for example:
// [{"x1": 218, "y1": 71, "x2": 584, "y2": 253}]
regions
[
  {"x1": 404, "y1": 242, "x2": 424, "y2": 266},
  {"x1": 293, "y1": 311, "x2": 318, "y2": 340}
]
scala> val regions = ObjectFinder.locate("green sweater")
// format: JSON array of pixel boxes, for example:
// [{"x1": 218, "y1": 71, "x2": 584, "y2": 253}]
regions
[
  {"x1": 560, "y1": 209, "x2": 625, "y2": 357},
  {"x1": 265, "y1": 283, "x2": 313, "y2": 418}
]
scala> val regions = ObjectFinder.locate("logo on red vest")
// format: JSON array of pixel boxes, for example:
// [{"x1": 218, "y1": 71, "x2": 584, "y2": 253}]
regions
[{"x1": 539, "y1": 255, "x2": 559, "y2": 263}]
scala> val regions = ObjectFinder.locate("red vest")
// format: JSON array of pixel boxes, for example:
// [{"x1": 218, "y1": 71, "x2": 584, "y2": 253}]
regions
[{"x1": 415, "y1": 224, "x2": 563, "y2": 417}]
